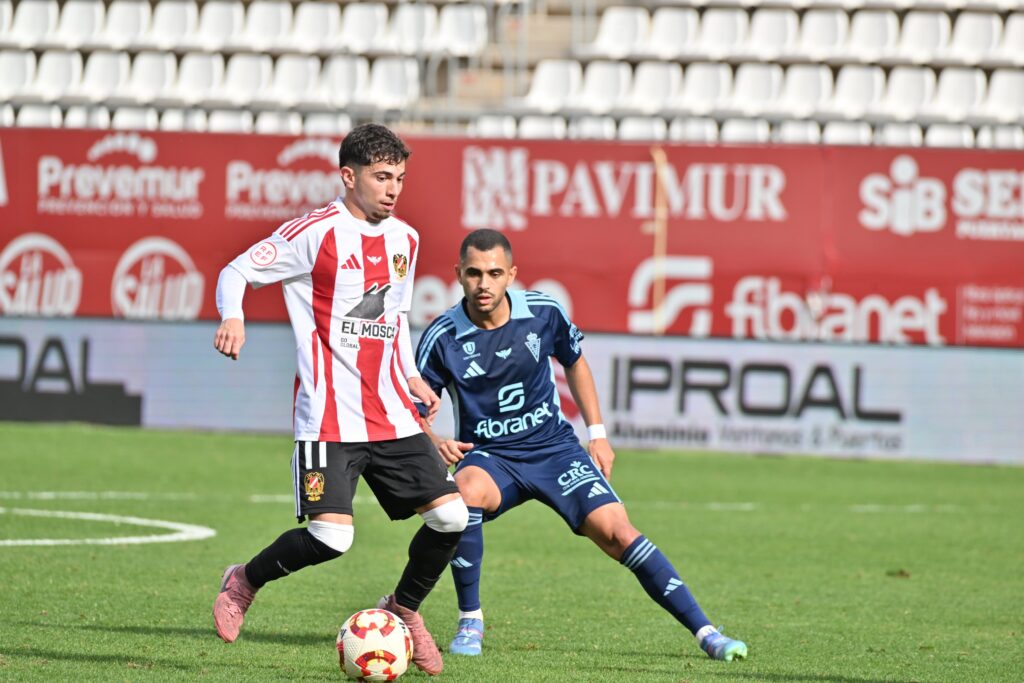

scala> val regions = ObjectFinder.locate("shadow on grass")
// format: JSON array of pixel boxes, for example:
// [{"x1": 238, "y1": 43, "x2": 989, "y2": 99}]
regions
[
  {"x1": 10, "y1": 620, "x2": 329, "y2": 646},
  {"x1": 697, "y1": 671, "x2": 935, "y2": 683},
  {"x1": 2, "y1": 646, "x2": 198, "y2": 671}
]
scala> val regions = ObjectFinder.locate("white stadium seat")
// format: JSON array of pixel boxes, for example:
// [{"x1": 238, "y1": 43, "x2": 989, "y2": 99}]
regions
[
  {"x1": 738, "y1": 8, "x2": 798, "y2": 62},
  {"x1": 976, "y1": 125, "x2": 1024, "y2": 149},
  {"x1": 0, "y1": 50, "x2": 36, "y2": 101},
  {"x1": 16, "y1": 103, "x2": 62, "y2": 127},
  {"x1": 615, "y1": 61, "x2": 683, "y2": 116},
  {"x1": 181, "y1": 0, "x2": 244, "y2": 52},
  {"x1": 837, "y1": 10, "x2": 899, "y2": 64},
  {"x1": 303, "y1": 112, "x2": 352, "y2": 135},
  {"x1": 918, "y1": 67, "x2": 986, "y2": 123},
  {"x1": 617, "y1": 116, "x2": 666, "y2": 141},
  {"x1": 867, "y1": 66, "x2": 936, "y2": 122},
  {"x1": 665, "y1": 62, "x2": 732, "y2": 117},
  {"x1": 768, "y1": 64, "x2": 833, "y2": 119},
  {"x1": 507, "y1": 59, "x2": 582, "y2": 114},
  {"x1": 11, "y1": 49, "x2": 82, "y2": 104},
  {"x1": 203, "y1": 53, "x2": 272, "y2": 108},
  {"x1": 575, "y1": 5, "x2": 649, "y2": 59},
  {"x1": 435, "y1": 3, "x2": 488, "y2": 57},
  {"x1": 40, "y1": 0, "x2": 103, "y2": 50},
  {"x1": 775, "y1": 120, "x2": 821, "y2": 144},
  {"x1": 138, "y1": 0, "x2": 198, "y2": 51},
  {"x1": 668, "y1": 117, "x2": 718, "y2": 143},
  {"x1": 0, "y1": 0, "x2": 11, "y2": 35},
  {"x1": 111, "y1": 106, "x2": 159, "y2": 130},
  {"x1": 986, "y1": 13, "x2": 1024, "y2": 68},
  {"x1": 64, "y1": 104, "x2": 110, "y2": 128},
  {"x1": 822, "y1": 121, "x2": 873, "y2": 145},
  {"x1": 353, "y1": 57, "x2": 419, "y2": 111},
  {"x1": 251, "y1": 54, "x2": 323, "y2": 111},
  {"x1": 109, "y1": 51, "x2": 175, "y2": 106},
  {"x1": 720, "y1": 118, "x2": 770, "y2": 144},
  {"x1": 517, "y1": 115, "x2": 567, "y2": 140},
  {"x1": 938, "y1": 12, "x2": 1001, "y2": 66},
  {"x1": 786, "y1": 9, "x2": 848, "y2": 63},
  {"x1": 969, "y1": 69, "x2": 1024, "y2": 125},
  {"x1": 160, "y1": 108, "x2": 207, "y2": 131},
  {"x1": 0, "y1": 103, "x2": 14, "y2": 127},
  {"x1": 228, "y1": 0, "x2": 292, "y2": 53},
  {"x1": 0, "y1": 0, "x2": 58, "y2": 49},
  {"x1": 816, "y1": 65, "x2": 885, "y2": 120},
  {"x1": 64, "y1": 50, "x2": 130, "y2": 105},
  {"x1": 153, "y1": 52, "x2": 224, "y2": 108},
  {"x1": 207, "y1": 109, "x2": 253, "y2": 134},
  {"x1": 680, "y1": 8, "x2": 748, "y2": 61},
  {"x1": 875, "y1": 122, "x2": 924, "y2": 147},
  {"x1": 380, "y1": 2, "x2": 437, "y2": 55},
  {"x1": 718, "y1": 63, "x2": 783, "y2": 118},
  {"x1": 563, "y1": 60, "x2": 632, "y2": 116},
  {"x1": 320, "y1": 55, "x2": 370, "y2": 108},
  {"x1": 634, "y1": 7, "x2": 697, "y2": 61},
  {"x1": 884, "y1": 11, "x2": 951, "y2": 65},
  {"x1": 285, "y1": 1, "x2": 341, "y2": 54},
  {"x1": 338, "y1": 3, "x2": 389, "y2": 55},
  {"x1": 569, "y1": 116, "x2": 616, "y2": 140},
  {"x1": 255, "y1": 111, "x2": 303, "y2": 135},
  {"x1": 469, "y1": 114, "x2": 516, "y2": 138},
  {"x1": 86, "y1": 0, "x2": 150, "y2": 51},
  {"x1": 924, "y1": 123, "x2": 974, "y2": 147}
]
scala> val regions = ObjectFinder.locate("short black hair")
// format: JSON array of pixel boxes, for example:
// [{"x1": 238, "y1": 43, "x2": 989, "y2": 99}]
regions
[
  {"x1": 460, "y1": 229, "x2": 513, "y2": 262},
  {"x1": 338, "y1": 123, "x2": 411, "y2": 169}
]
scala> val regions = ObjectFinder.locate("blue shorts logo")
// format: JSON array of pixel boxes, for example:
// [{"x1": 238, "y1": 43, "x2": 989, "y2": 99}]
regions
[
  {"x1": 497, "y1": 382, "x2": 525, "y2": 413},
  {"x1": 557, "y1": 460, "x2": 601, "y2": 496}
]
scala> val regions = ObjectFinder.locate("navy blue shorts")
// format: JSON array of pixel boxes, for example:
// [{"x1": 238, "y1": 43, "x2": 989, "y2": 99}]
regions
[{"x1": 454, "y1": 440, "x2": 621, "y2": 532}]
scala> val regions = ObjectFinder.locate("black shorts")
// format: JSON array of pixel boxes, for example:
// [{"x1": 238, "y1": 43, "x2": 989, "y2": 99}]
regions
[{"x1": 291, "y1": 433, "x2": 458, "y2": 522}]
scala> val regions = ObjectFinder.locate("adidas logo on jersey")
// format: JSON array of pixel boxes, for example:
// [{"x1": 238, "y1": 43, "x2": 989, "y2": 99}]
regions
[
  {"x1": 495, "y1": 348, "x2": 512, "y2": 359},
  {"x1": 588, "y1": 482, "x2": 610, "y2": 499},
  {"x1": 340, "y1": 254, "x2": 362, "y2": 270},
  {"x1": 663, "y1": 577, "x2": 683, "y2": 596},
  {"x1": 463, "y1": 361, "x2": 486, "y2": 378}
]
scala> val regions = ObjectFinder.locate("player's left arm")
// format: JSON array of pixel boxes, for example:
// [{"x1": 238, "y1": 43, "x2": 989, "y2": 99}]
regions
[{"x1": 565, "y1": 355, "x2": 616, "y2": 480}]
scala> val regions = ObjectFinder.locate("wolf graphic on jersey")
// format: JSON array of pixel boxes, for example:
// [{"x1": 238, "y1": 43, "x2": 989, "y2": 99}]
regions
[{"x1": 416, "y1": 290, "x2": 583, "y2": 452}]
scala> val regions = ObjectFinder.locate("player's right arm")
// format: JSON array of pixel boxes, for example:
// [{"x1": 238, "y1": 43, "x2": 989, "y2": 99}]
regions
[{"x1": 414, "y1": 315, "x2": 473, "y2": 463}]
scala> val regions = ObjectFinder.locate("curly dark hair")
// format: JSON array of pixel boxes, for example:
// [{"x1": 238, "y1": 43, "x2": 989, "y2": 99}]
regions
[
  {"x1": 338, "y1": 123, "x2": 411, "y2": 169},
  {"x1": 460, "y1": 229, "x2": 513, "y2": 262}
]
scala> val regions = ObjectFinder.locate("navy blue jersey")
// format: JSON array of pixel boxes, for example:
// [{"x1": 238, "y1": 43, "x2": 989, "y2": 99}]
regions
[{"x1": 416, "y1": 290, "x2": 585, "y2": 450}]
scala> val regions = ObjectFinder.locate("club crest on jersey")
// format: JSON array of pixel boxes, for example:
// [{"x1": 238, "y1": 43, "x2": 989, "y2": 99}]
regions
[
  {"x1": 304, "y1": 472, "x2": 325, "y2": 501},
  {"x1": 392, "y1": 253, "x2": 409, "y2": 279},
  {"x1": 525, "y1": 332, "x2": 541, "y2": 362}
]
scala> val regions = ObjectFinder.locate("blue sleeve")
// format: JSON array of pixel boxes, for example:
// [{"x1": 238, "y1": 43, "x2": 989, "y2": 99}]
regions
[
  {"x1": 548, "y1": 303, "x2": 585, "y2": 368},
  {"x1": 415, "y1": 320, "x2": 454, "y2": 416}
]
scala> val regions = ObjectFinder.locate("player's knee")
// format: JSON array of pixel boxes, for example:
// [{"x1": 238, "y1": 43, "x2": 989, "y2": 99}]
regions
[
  {"x1": 307, "y1": 520, "x2": 354, "y2": 555},
  {"x1": 420, "y1": 498, "x2": 469, "y2": 534}
]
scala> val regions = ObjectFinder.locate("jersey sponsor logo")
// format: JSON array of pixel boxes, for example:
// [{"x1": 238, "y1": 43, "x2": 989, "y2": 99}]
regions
[
  {"x1": 557, "y1": 460, "x2": 601, "y2": 496},
  {"x1": 340, "y1": 253, "x2": 362, "y2": 270},
  {"x1": 366, "y1": 255, "x2": 382, "y2": 265},
  {"x1": 462, "y1": 341, "x2": 480, "y2": 360},
  {"x1": 0, "y1": 233, "x2": 82, "y2": 316},
  {"x1": 304, "y1": 471, "x2": 325, "y2": 502},
  {"x1": 392, "y1": 253, "x2": 408, "y2": 279},
  {"x1": 497, "y1": 382, "x2": 525, "y2": 413},
  {"x1": 249, "y1": 241, "x2": 278, "y2": 267},
  {"x1": 525, "y1": 332, "x2": 541, "y2": 362},
  {"x1": 343, "y1": 283, "x2": 391, "y2": 320},
  {"x1": 495, "y1": 347, "x2": 512, "y2": 359},
  {"x1": 628, "y1": 255, "x2": 713, "y2": 335},
  {"x1": 112, "y1": 237, "x2": 204, "y2": 320},
  {"x1": 473, "y1": 401, "x2": 552, "y2": 439},
  {"x1": 568, "y1": 325, "x2": 583, "y2": 354},
  {"x1": 463, "y1": 360, "x2": 486, "y2": 378},
  {"x1": 338, "y1": 318, "x2": 397, "y2": 342}
]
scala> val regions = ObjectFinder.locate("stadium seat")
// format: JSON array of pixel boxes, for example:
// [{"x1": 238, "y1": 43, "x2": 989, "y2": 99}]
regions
[
  {"x1": 507, "y1": 59, "x2": 582, "y2": 114},
  {"x1": 633, "y1": 7, "x2": 697, "y2": 61},
  {"x1": 320, "y1": 55, "x2": 370, "y2": 108},
  {"x1": 109, "y1": 50, "x2": 175, "y2": 106},
  {"x1": 63, "y1": 50, "x2": 130, "y2": 105},
  {"x1": 875, "y1": 122, "x2": 924, "y2": 146},
  {"x1": 917, "y1": 67, "x2": 986, "y2": 123},
  {"x1": 64, "y1": 104, "x2": 110, "y2": 128},
  {"x1": 717, "y1": 63, "x2": 783, "y2": 118},
  {"x1": 938, "y1": 12, "x2": 1000, "y2": 66},
  {"x1": 836, "y1": 10, "x2": 899, "y2": 64},
  {"x1": 352, "y1": 57, "x2": 419, "y2": 111},
  {"x1": 767, "y1": 64, "x2": 832, "y2": 119},
  {"x1": 434, "y1": 3, "x2": 488, "y2": 57},
  {"x1": 0, "y1": 0, "x2": 57, "y2": 49},
  {"x1": 40, "y1": 0, "x2": 103, "y2": 50},
  {"x1": 737, "y1": 8, "x2": 798, "y2": 62},
  {"x1": 207, "y1": 109, "x2": 254, "y2": 133},
  {"x1": 720, "y1": 118, "x2": 770, "y2": 143},
  {"x1": 883, "y1": 11, "x2": 951, "y2": 65},
  {"x1": 822, "y1": 121, "x2": 872, "y2": 145},
  {"x1": 255, "y1": 111, "x2": 303, "y2": 135},
  {"x1": 775, "y1": 120, "x2": 821, "y2": 144},
  {"x1": 0, "y1": 0, "x2": 11, "y2": 35},
  {"x1": 866, "y1": 66, "x2": 936, "y2": 122},
  {"x1": 785, "y1": 9, "x2": 848, "y2": 63},
  {"x1": 568, "y1": 116, "x2": 616, "y2": 140},
  {"x1": 15, "y1": 103, "x2": 62, "y2": 127},
  {"x1": 617, "y1": 116, "x2": 666, "y2": 141},
  {"x1": 138, "y1": 0, "x2": 198, "y2": 51},
  {"x1": 924, "y1": 123, "x2": 974, "y2": 147},
  {"x1": 0, "y1": 50, "x2": 36, "y2": 102},
  {"x1": 338, "y1": 3, "x2": 389, "y2": 55},
  {"x1": 986, "y1": 13, "x2": 1024, "y2": 68},
  {"x1": 0, "y1": 103, "x2": 13, "y2": 127},
  {"x1": 976, "y1": 125, "x2": 1024, "y2": 149},
  {"x1": 668, "y1": 117, "x2": 718, "y2": 143},
  {"x1": 251, "y1": 54, "x2": 322, "y2": 111},
  {"x1": 517, "y1": 115, "x2": 567, "y2": 139},
  {"x1": 303, "y1": 112, "x2": 352, "y2": 135},
  {"x1": 152, "y1": 52, "x2": 224, "y2": 108},
  {"x1": 11, "y1": 49, "x2": 82, "y2": 104},
  {"x1": 816, "y1": 65, "x2": 885, "y2": 121},
  {"x1": 575, "y1": 5, "x2": 649, "y2": 59},
  {"x1": 614, "y1": 61, "x2": 683, "y2": 116},
  {"x1": 664, "y1": 62, "x2": 732, "y2": 117},
  {"x1": 562, "y1": 60, "x2": 632, "y2": 116},
  {"x1": 378, "y1": 2, "x2": 436, "y2": 55},
  {"x1": 181, "y1": 0, "x2": 244, "y2": 53},
  {"x1": 159, "y1": 108, "x2": 207, "y2": 131},
  {"x1": 228, "y1": 0, "x2": 292, "y2": 53},
  {"x1": 85, "y1": 0, "x2": 151, "y2": 51},
  {"x1": 111, "y1": 106, "x2": 159, "y2": 130},
  {"x1": 203, "y1": 53, "x2": 272, "y2": 109},
  {"x1": 283, "y1": 1, "x2": 341, "y2": 54},
  {"x1": 680, "y1": 8, "x2": 748, "y2": 62},
  {"x1": 469, "y1": 114, "x2": 516, "y2": 138},
  {"x1": 969, "y1": 69, "x2": 1024, "y2": 125}
]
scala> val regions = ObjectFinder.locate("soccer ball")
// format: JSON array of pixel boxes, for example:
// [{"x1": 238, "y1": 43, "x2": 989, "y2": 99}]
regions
[{"x1": 337, "y1": 608, "x2": 413, "y2": 681}]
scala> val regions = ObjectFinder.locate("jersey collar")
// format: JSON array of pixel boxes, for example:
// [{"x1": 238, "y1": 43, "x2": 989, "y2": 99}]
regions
[{"x1": 452, "y1": 290, "x2": 535, "y2": 339}]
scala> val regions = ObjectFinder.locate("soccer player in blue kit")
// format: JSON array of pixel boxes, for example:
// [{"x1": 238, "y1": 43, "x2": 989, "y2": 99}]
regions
[{"x1": 414, "y1": 229, "x2": 748, "y2": 662}]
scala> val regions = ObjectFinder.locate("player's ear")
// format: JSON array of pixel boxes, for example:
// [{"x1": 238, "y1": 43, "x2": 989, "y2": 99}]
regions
[
  {"x1": 453, "y1": 263, "x2": 462, "y2": 282},
  {"x1": 508, "y1": 264, "x2": 518, "y2": 283},
  {"x1": 340, "y1": 166, "x2": 357, "y2": 190}
]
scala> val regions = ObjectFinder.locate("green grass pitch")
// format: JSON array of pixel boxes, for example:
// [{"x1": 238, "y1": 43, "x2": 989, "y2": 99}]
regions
[{"x1": 0, "y1": 422, "x2": 1021, "y2": 682}]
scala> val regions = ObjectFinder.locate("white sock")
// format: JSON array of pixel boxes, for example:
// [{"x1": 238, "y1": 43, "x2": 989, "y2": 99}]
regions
[
  {"x1": 695, "y1": 625, "x2": 718, "y2": 642},
  {"x1": 459, "y1": 609, "x2": 484, "y2": 621}
]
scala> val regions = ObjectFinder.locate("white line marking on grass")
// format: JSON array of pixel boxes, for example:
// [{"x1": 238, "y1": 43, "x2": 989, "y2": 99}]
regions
[
  {"x1": 849, "y1": 504, "x2": 962, "y2": 514},
  {"x1": 0, "y1": 507, "x2": 216, "y2": 546}
]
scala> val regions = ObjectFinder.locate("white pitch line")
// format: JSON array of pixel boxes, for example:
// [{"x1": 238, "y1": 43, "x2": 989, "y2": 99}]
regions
[{"x1": 0, "y1": 507, "x2": 217, "y2": 546}]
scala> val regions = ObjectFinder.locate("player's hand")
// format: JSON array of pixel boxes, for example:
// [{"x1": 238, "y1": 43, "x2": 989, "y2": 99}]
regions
[
  {"x1": 406, "y1": 377, "x2": 441, "y2": 424},
  {"x1": 436, "y1": 439, "x2": 473, "y2": 465},
  {"x1": 588, "y1": 438, "x2": 615, "y2": 481},
  {"x1": 214, "y1": 318, "x2": 245, "y2": 360}
]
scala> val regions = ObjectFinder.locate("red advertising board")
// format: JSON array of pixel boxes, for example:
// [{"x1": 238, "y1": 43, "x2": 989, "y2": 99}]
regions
[{"x1": 1, "y1": 129, "x2": 1022, "y2": 347}]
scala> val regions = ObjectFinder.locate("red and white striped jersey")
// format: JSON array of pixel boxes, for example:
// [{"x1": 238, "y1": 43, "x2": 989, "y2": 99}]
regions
[{"x1": 228, "y1": 198, "x2": 423, "y2": 443}]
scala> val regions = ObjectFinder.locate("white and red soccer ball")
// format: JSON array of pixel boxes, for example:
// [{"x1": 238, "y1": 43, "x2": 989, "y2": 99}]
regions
[{"x1": 337, "y1": 609, "x2": 413, "y2": 681}]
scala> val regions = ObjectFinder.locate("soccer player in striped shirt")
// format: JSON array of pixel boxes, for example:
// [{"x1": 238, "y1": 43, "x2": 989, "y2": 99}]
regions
[
  {"x1": 211, "y1": 124, "x2": 467, "y2": 676},
  {"x1": 415, "y1": 229, "x2": 748, "y2": 662}
]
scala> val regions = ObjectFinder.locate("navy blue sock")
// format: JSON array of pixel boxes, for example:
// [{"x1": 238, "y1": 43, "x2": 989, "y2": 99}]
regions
[
  {"x1": 450, "y1": 507, "x2": 484, "y2": 612},
  {"x1": 620, "y1": 535, "x2": 712, "y2": 635}
]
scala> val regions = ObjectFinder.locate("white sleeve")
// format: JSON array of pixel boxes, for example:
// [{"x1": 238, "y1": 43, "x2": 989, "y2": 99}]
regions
[
  {"x1": 216, "y1": 265, "x2": 248, "y2": 321},
  {"x1": 228, "y1": 231, "x2": 317, "y2": 288},
  {"x1": 398, "y1": 313, "x2": 420, "y2": 379}
]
